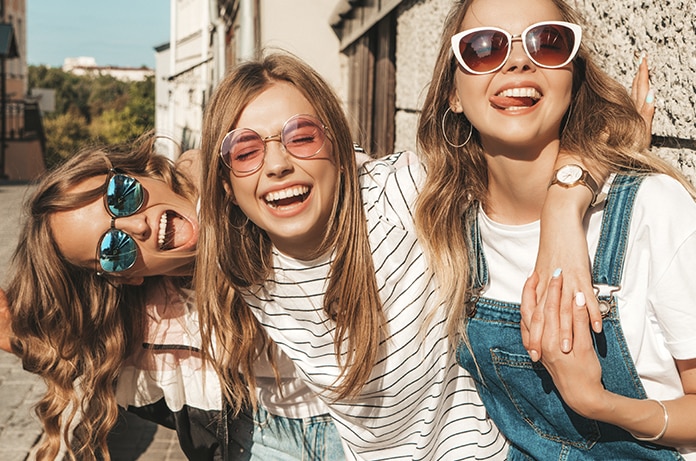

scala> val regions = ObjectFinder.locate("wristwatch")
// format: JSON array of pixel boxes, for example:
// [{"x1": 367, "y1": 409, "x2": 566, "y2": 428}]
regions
[{"x1": 549, "y1": 164, "x2": 602, "y2": 207}]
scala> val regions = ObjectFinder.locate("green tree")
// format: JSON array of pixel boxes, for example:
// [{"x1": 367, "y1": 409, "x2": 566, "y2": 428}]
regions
[
  {"x1": 29, "y1": 65, "x2": 155, "y2": 168},
  {"x1": 42, "y1": 107, "x2": 90, "y2": 168}
]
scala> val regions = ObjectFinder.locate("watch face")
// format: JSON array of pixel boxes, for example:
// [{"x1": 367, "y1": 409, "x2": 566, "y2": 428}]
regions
[{"x1": 557, "y1": 164, "x2": 583, "y2": 184}]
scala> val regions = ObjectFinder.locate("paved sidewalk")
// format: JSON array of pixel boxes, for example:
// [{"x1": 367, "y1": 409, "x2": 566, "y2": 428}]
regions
[{"x1": 0, "y1": 182, "x2": 188, "y2": 461}]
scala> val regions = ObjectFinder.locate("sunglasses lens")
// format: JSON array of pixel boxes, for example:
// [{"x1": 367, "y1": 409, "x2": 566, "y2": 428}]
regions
[
  {"x1": 106, "y1": 174, "x2": 144, "y2": 217},
  {"x1": 98, "y1": 228, "x2": 137, "y2": 273},
  {"x1": 525, "y1": 24, "x2": 577, "y2": 67},
  {"x1": 282, "y1": 116, "x2": 326, "y2": 158},
  {"x1": 221, "y1": 129, "x2": 265, "y2": 174},
  {"x1": 458, "y1": 29, "x2": 510, "y2": 73}
]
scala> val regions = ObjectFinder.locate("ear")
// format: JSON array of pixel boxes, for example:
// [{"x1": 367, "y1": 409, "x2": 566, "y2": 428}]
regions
[
  {"x1": 117, "y1": 276, "x2": 145, "y2": 286},
  {"x1": 222, "y1": 180, "x2": 238, "y2": 205},
  {"x1": 448, "y1": 93, "x2": 464, "y2": 113}
]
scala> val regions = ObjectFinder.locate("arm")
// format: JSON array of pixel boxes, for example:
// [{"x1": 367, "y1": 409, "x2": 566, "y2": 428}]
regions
[
  {"x1": 522, "y1": 58, "x2": 657, "y2": 361},
  {"x1": 521, "y1": 158, "x2": 604, "y2": 362},
  {"x1": 529, "y1": 273, "x2": 696, "y2": 447}
]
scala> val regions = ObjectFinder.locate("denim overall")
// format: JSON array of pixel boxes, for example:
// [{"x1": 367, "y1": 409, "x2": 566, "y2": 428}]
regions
[{"x1": 456, "y1": 175, "x2": 683, "y2": 460}]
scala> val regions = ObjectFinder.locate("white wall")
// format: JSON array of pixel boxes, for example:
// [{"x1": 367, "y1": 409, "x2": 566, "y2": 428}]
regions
[{"x1": 258, "y1": 0, "x2": 345, "y2": 102}]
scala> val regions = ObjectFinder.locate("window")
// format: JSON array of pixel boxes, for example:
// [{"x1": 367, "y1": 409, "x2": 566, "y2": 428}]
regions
[{"x1": 333, "y1": 1, "x2": 402, "y2": 158}]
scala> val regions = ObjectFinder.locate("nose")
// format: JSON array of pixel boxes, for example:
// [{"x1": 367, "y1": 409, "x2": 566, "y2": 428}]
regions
[
  {"x1": 113, "y1": 214, "x2": 151, "y2": 240},
  {"x1": 263, "y1": 138, "x2": 294, "y2": 177},
  {"x1": 503, "y1": 37, "x2": 535, "y2": 73}
]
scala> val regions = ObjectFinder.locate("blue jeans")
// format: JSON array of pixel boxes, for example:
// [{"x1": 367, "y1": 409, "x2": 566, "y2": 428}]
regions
[
  {"x1": 228, "y1": 406, "x2": 345, "y2": 461},
  {"x1": 457, "y1": 175, "x2": 683, "y2": 460}
]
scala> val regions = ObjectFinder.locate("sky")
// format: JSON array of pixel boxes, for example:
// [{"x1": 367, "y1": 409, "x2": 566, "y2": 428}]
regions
[{"x1": 27, "y1": 0, "x2": 170, "y2": 68}]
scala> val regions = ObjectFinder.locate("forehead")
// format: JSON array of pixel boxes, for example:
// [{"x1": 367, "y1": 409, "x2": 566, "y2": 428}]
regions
[
  {"x1": 464, "y1": 0, "x2": 563, "y2": 30},
  {"x1": 235, "y1": 82, "x2": 318, "y2": 135}
]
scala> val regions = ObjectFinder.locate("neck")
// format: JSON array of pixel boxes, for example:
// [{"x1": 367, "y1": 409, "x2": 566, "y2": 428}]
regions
[{"x1": 482, "y1": 140, "x2": 561, "y2": 225}]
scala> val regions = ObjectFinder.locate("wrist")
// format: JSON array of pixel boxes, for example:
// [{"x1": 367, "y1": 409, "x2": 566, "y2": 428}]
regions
[
  {"x1": 548, "y1": 164, "x2": 603, "y2": 209},
  {"x1": 543, "y1": 181, "x2": 592, "y2": 219}
]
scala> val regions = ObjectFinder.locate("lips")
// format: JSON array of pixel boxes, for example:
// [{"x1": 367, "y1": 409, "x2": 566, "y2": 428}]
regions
[
  {"x1": 264, "y1": 185, "x2": 310, "y2": 209},
  {"x1": 490, "y1": 87, "x2": 542, "y2": 110},
  {"x1": 158, "y1": 210, "x2": 197, "y2": 251}
]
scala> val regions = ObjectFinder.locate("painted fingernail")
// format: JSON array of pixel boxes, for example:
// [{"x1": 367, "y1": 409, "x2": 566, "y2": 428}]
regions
[
  {"x1": 593, "y1": 321, "x2": 602, "y2": 333},
  {"x1": 529, "y1": 349, "x2": 539, "y2": 362},
  {"x1": 635, "y1": 50, "x2": 646, "y2": 64},
  {"x1": 562, "y1": 339, "x2": 571, "y2": 353},
  {"x1": 552, "y1": 268, "x2": 562, "y2": 278},
  {"x1": 645, "y1": 89, "x2": 655, "y2": 104},
  {"x1": 575, "y1": 292, "x2": 586, "y2": 307}
]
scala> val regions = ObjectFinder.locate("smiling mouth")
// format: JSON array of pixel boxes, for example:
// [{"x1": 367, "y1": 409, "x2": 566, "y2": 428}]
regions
[
  {"x1": 491, "y1": 87, "x2": 542, "y2": 110},
  {"x1": 158, "y1": 211, "x2": 195, "y2": 250},
  {"x1": 264, "y1": 185, "x2": 310, "y2": 208}
]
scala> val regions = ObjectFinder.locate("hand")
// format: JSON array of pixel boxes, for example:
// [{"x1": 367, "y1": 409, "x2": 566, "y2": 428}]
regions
[
  {"x1": 631, "y1": 53, "x2": 654, "y2": 150},
  {"x1": 0, "y1": 288, "x2": 15, "y2": 354},
  {"x1": 534, "y1": 272, "x2": 607, "y2": 416},
  {"x1": 521, "y1": 184, "x2": 602, "y2": 362}
]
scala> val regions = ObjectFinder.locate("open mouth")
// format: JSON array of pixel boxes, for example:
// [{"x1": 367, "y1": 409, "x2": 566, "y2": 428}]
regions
[
  {"x1": 490, "y1": 87, "x2": 542, "y2": 111},
  {"x1": 158, "y1": 210, "x2": 196, "y2": 250},
  {"x1": 264, "y1": 185, "x2": 310, "y2": 209}
]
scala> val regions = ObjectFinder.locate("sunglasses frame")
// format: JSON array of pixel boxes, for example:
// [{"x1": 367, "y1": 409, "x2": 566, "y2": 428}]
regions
[
  {"x1": 219, "y1": 113, "x2": 328, "y2": 177},
  {"x1": 95, "y1": 170, "x2": 145, "y2": 275},
  {"x1": 451, "y1": 21, "x2": 582, "y2": 75}
]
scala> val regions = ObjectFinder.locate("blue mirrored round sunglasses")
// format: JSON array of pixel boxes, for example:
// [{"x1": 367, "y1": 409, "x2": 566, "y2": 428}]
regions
[{"x1": 96, "y1": 172, "x2": 144, "y2": 274}]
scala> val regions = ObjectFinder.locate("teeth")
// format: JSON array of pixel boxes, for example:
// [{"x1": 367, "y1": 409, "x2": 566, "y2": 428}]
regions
[
  {"x1": 497, "y1": 87, "x2": 542, "y2": 99},
  {"x1": 264, "y1": 185, "x2": 309, "y2": 203},
  {"x1": 158, "y1": 213, "x2": 167, "y2": 248}
]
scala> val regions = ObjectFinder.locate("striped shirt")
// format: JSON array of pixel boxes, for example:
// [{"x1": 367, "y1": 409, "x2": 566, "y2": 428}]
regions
[{"x1": 243, "y1": 153, "x2": 508, "y2": 460}]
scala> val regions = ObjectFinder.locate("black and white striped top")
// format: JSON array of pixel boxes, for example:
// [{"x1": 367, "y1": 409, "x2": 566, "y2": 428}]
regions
[{"x1": 243, "y1": 153, "x2": 508, "y2": 460}]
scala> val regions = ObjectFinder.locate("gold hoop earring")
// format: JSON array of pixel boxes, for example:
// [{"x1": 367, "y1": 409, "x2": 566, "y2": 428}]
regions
[{"x1": 442, "y1": 107, "x2": 473, "y2": 148}]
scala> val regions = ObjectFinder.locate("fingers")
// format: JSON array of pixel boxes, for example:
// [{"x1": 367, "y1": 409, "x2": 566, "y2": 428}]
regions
[
  {"x1": 536, "y1": 269, "x2": 564, "y2": 361},
  {"x1": 571, "y1": 291, "x2": 594, "y2": 350},
  {"x1": 558, "y1": 286, "x2": 574, "y2": 353},
  {"x1": 521, "y1": 272, "x2": 541, "y2": 360},
  {"x1": 631, "y1": 53, "x2": 655, "y2": 149}
]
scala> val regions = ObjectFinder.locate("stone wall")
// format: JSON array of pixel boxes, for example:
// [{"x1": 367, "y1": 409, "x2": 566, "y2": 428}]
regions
[{"x1": 393, "y1": 0, "x2": 696, "y2": 183}]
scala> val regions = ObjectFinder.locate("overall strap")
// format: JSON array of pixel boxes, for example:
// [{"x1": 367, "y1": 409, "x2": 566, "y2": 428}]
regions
[
  {"x1": 592, "y1": 174, "x2": 646, "y2": 310},
  {"x1": 466, "y1": 205, "x2": 488, "y2": 293}
]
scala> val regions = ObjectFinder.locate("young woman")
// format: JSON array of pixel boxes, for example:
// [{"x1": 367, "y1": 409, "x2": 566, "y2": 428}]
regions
[
  {"x1": 4, "y1": 135, "x2": 343, "y2": 461},
  {"x1": 194, "y1": 51, "x2": 649, "y2": 459},
  {"x1": 417, "y1": 0, "x2": 696, "y2": 458}
]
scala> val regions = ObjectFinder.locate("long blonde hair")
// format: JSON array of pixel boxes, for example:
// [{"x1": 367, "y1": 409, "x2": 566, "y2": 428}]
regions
[
  {"x1": 195, "y1": 52, "x2": 383, "y2": 412},
  {"x1": 415, "y1": 0, "x2": 695, "y2": 336},
  {"x1": 6, "y1": 133, "x2": 196, "y2": 461}
]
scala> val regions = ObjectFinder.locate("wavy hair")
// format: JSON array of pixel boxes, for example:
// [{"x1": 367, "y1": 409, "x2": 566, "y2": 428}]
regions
[
  {"x1": 195, "y1": 52, "x2": 383, "y2": 412},
  {"x1": 415, "y1": 0, "x2": 695, "y2": 336},
  {"x1": 6, "y1": 133, "x2": 196, "y2": 461}
]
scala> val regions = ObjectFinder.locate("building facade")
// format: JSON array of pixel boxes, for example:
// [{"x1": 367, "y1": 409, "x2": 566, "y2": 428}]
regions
[
  {"x1": 156, "y1": 0, "x2": 343, "y2": 160},
  {"x1": 333, "y1": 0, "x2": 696, "y2": 180},
  {"x1": 1, "y1": 0, "x2": 45, "y2": 180},
  {"x1": 157, "y1": 0, "x2": 695, "y2": 182}
]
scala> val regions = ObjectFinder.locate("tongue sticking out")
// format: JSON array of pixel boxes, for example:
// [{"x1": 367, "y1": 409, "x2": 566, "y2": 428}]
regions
[{"x1": 490, "y1": 95, "x2": 538, "y2": 109}]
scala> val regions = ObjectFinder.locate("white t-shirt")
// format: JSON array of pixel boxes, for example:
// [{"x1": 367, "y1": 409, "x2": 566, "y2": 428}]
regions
[
  {"x1": 242, "y1": 153, "x2": 507, "y2": 461},
  {"x1": 478, "y1": 174, "x2": 696, "y2": 459}
]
